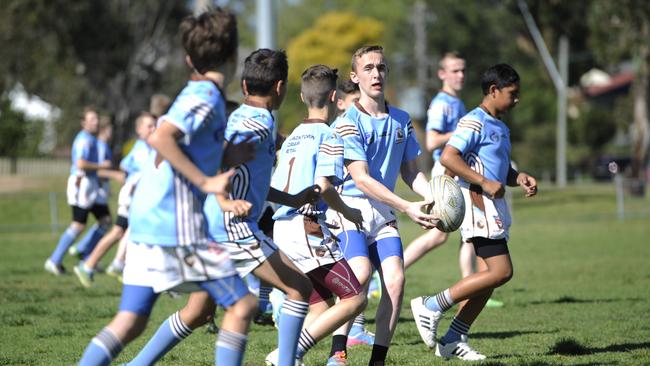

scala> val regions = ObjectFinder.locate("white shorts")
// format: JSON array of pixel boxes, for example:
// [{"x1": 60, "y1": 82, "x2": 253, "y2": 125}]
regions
[
  {"x1": 274, "y1": 215, "x2": 342, "y2": 273},
  {"x1": 66, "y1": 175, "x2": 99, "y2": 209},
  {"x1": 220, "y1": 231, "x2": 279, "y2": 277},
  {"x1": 325, "y1": 196, "x2": 400, "y2": 245},
  {"x1": 459, "y1": 185, "x2": 511, "y2": 241},
  {"x1": 116, "y1": 180, "x2": 137, "y2": 218},
  {"x1": 122, "y1": 241, "x2": 237, "y2": 293}
]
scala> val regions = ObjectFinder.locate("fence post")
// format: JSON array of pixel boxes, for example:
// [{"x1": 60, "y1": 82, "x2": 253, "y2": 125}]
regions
[{"x1": 49, "y1": 191, "x2": 59, "y2": 235}]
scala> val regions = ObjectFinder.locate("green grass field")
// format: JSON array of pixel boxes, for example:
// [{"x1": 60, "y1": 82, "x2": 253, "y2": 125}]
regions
[{"x1": 1, "y1": 177, "x2": 649, "y2": 365}]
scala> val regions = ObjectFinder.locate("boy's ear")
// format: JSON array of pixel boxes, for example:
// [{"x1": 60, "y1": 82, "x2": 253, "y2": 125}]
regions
[
  {"x1": 299, "y1": 92, "x2": 305, "y2": 103},
  {"x1": 350, "y1": 71, "x2": 359, "y2": 84},
  {"x1": 329, "y1": 90, "x2": 337, "y2": 103},
  {"x1": 489, "y1": 84, "x2": 498, "y2": 98},
  {"x1": 242, "y1": 80, "x2": 249, "y2": 96},
  {"x1": 275, "y1": 79, "x2": 285, "y2": 96},
  {"x1": 185, "y1": 55, "x2": 194, "y2": 69}
]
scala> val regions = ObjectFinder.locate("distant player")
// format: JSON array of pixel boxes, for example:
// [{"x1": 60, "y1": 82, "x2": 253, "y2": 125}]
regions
[
  {"x1": 327, "y1": 45, "x2": 438, "y2": 366},
  {"x1": 73, "y1": 112, "x2": 156, "y2": 287},
  {"x1": 45, "y1": 107, "x2": 111, "y2": 275},
  {"x1": 264, "y1": 65, "x2": 367, "y2": 365},
  {"x1": 411, "y1": 64, "x2": 537, "y2": 361},
  {"x1": 78, "y1": 8, "x2": 257, "y2": 366}
]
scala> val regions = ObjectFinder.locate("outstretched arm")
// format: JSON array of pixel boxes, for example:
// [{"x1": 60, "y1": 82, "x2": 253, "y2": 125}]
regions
[
  {"x1": 315, "y1": 176, "x2": 363, "y2": 230},
  {"x1": 441, "y1": 145, "x2": 504, "y2": 199}
]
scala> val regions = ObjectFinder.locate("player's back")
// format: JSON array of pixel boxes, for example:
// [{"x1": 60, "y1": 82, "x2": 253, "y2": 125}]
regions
[
  {"x1": 129, "y1": 80, "x2": 227, "y2": 247},
  {"x1": 70, "y1": 130, "x2": 99, "y2": 177},
  {"x1": 120, "y1": 139, "x2": 153, "y2": 185},
  {"x1": 333, "y1": 103, "x2": 420, "y2": 197},
  {"x1": 427, "y1": 91, "x2": 466, "y2": 161},
  {"x1": 205, "y1": 103, "x2": 276, "y2": 243},
  {"x1": 271, "y1": 122, "x2": 343, "y2": 220}
]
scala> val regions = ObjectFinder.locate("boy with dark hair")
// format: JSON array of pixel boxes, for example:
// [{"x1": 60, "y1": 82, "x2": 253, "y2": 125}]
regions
[
  {"x1": 411, "y1": 64, "x2": 537, "y2": 361},
  {"x1": 336, "y1": 79, "x2": 360, "y2": 115},
  {"x1": 78, "y1": 8, "x2": 257, "y2": 366},
  {"x1": 264, "y1": 65, "x2": 367, "y2": 365}
]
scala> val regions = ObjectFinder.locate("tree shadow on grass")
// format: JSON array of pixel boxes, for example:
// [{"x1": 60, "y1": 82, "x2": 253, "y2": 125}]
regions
[
  {"x1": 529, "y1": 296, "x2": 644, "y2": 305},
  {"x1": 548, "y1": 337, "x2": 650, "y2": 356},
  {"x1": 472, "y1": 329, "x2": 555, "y2": 339}
]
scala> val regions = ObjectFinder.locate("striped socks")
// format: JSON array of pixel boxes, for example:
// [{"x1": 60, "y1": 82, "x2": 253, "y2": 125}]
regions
[
  {"x1": 296, "y1": 329, "x2": 316, "y2": 358},
  {"x1": 424, "y1": 289, "x2": 454, "y2": 313},
  {"x1": 78, "y1": 328, "x2": 123, "y2": 366},
  {"x1": 126, "y1": 311, "x2": 192, "y2": 365},
  {"x1": 278, "y1": 299, "x2": 309, "y2": 365},
  {"x1": 441, "y1": 316, "x2": 471, "y2": 344},
  {"x1": 216, "y1": 329, "x2": 247, "y2": 366}
]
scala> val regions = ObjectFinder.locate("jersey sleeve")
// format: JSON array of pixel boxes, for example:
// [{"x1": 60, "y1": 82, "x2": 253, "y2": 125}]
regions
[
  {"x1": 73, "y1": 136, "x2": 93, "y2": 162},
  {"x1": 226, "y1": 114, "x2": 274, "y2": 145},
  {"x1": 315, "y1": 132, "x2": 345, "y2": 185},
  {"x1": 119, "y1": 145, "x2": 138, "y2": 174},
  {"x1": 402, "y1": 120, "x2": 421, "y2": 163},
  {"x1": 334, "y1": 118, "x2": 366, "y2": 162},
  {"x1": 447, "y1": 117, "x2": 482, "y2": 154},
  {"x1": 161, "y1": 85, "x2": 221, "y2": 141},
  {"x1": 425, "y1": 99, "x2": 447, "y2": 132}
]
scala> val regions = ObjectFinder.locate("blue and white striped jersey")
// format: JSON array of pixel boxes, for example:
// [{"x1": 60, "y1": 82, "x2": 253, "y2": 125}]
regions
[
  {"x1": 129, "y1": 80, "x2": 226, "y2": 247},
  {"x1": 447, "y1": 107, "x2": 511, "y2": 187},
  {"x1": 425, "y1": 91, "x2": 466, "y2": 161},
  {"x1": 271, "y1": 121, "x2": 344, "y2": 221},
  {"x1": 97, "y1": 140, "x2": 112, "y2": 165},
  {"x1": 205, "y1": 103, "x2": 276, "y2": 243},
  {"x1": 119, "y1": 139, "x2": 153, "y2": 185},
  {"x1": 332, "y1": 103, "x2": 421, "y2": 198},
  {"x1": 70, "y1": 130, "x2": 99, "y2": 177}
]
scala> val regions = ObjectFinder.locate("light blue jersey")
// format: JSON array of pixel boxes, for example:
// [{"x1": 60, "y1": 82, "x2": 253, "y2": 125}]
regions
[
  {"x1": 97, "y1": 140, "x2": 112, "y2": 165},
  {"x1": 129, "y1": 80, "x2": 227, "y2": 247},
  {"x1": 447, "y1": 107, "x2": 511, "y2": 186},
  {"x1": 205, "y1": 103, "x2": 276, "y2": 243},
  {"x1": 425, "y1": 91, "x2": 466, "y2": 161},
  {"x1": 119, "y1": 139, "x2": 153, "y2": 185},
  {"x1": 332, "y1": 103, "x2": 421, "y2": 198},
  {"x1": 271, "y1": 121, "x2": 344, "y2": 220},
  {"x1": 70, "y1": 130, "x2": 99, "y2": 177}
]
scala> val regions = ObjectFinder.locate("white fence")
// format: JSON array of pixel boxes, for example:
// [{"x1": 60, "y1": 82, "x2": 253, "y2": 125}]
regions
[{"x1": 0, "y1": 157, "x2": 69, "y2": 176}]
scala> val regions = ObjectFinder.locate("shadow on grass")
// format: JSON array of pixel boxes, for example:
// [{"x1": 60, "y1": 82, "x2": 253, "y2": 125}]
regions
[
  {"x1": 472, "y1": 329, "x2": 554, "y2": 339},
  {"x1": 548, "y1": 337, "x2": 650, "y2": 356},
  {"x1": 530, "y1": 295, "x2": 644, "y2": 305}
]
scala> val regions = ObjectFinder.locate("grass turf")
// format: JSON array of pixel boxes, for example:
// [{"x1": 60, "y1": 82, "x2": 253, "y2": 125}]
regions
[{"x1": 0, "y1": 178, "x2": 649, "y2": 365}]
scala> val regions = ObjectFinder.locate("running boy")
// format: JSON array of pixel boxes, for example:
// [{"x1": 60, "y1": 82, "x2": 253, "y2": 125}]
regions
[
  {"x1": 411, "y1": 64, "x2": 537, "y2": 361},
  {"x1": 264, "y1": 65, "x2": 367, "y2": 365},
  {"x1": 78, "y1": 9, "x2": 257, "y2": 366},
  {"x1": 45, "y1": 107, "x2": 111, "y2": 275},
  {"x1": 327, "y1": 45, "x2": 438, "y2": 366}
]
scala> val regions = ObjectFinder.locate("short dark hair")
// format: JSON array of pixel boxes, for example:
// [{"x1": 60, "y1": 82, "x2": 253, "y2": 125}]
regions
[
  {"x1": 179, "y1": 7, "x2": 238, "y2": 74},
  {"x1": 351, "y1": 45, "x2": 384, "y2": 72},
  {"x1": 481, "y1": 64, "x2": 520, "y2": 95},
  {"x1": 300, "y1": 65, "x2": 338, "y2": 108},
  {"x1": 242, "y1": 49, "x2": 288, "y2": 96},
  {"x1": 337, "y1": 79, "x2": 359, "y2": 98}
]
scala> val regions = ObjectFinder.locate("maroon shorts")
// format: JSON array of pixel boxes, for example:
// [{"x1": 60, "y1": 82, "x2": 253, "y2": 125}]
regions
[{"x1": 306, "y1": 260, "x2": 362, "y2": 305}]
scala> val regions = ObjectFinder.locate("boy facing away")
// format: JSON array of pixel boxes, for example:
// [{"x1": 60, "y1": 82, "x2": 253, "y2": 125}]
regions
[{"x1": 411, "y1": 63, "x2": 537, "y2": 361}]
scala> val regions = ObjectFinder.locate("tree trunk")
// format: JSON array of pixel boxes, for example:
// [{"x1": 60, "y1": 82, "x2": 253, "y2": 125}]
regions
[{"x1": 629, "y1": 23, "x2": 649, "y2": 196}]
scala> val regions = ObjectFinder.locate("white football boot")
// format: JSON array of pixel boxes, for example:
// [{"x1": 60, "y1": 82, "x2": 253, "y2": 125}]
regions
[{"x1": 410, "y1": 296, "x2": 444, "y2": 349}]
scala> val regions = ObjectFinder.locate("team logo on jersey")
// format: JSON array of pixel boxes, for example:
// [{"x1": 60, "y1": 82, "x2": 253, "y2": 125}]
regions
[
  {"x1": 395, "y1": 127, "x2": 405, "y2": 144},
  {"x1": 493, "y1": 215, "x2": 503, "y2": 229},
  {"x1": 476, "y1": 219, "x2": 485, "y2": 229},
  {"x1": 490, "y1": 132, "x2": 500, "y2": 143}
]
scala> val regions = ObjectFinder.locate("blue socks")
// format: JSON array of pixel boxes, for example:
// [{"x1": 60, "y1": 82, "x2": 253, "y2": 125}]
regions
[
  {"x1": 126, "y1": 312, "x2": 192, "y2": 365},
  {"x1": 78, "y1": 328, "x2": 122, "y2": 366},
  {"x1": 424, "y1": 289, "x2": 454, "y2": 313},
  {"x1": 50, "y1": 225, "x2": 82, "y2": 264},
  {"x1": 216, "y1": 329, "x2": 247, "y2": 366},
  {"x1": 441, "y1": 316, "x2": 471, "y2": 344},
  {"x1": 77, "y1": 224, "x2": 108, "y2": 259},
  {"x1": 278, "y1": 299, "x2": 309, "y2": 366},
  {"x1": 258, "y1": 286, "x2": 272, "y2": 313}
]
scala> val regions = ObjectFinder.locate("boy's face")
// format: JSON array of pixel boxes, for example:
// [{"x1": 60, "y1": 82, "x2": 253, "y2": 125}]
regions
[
  {"x1": 439, "y1": 57, "x2": 465, "y2": 93},
  {"x1": 494, "y1": 84, "x2": 520, "y2": 112},
  {"x1": 82, "y1": 111, "x2": 99, "y2": 135},
  {"x1": 136, "y1": 116, "x2": 156, "y2": 140},
  {"x1": 351, "y1": 51, "x2": 387, "y2": 99},
  {"x1": 337, "y1": 91, "x2": 360, "y2": 113}
]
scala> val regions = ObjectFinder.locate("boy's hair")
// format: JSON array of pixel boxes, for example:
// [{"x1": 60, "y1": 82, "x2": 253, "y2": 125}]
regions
[
  {"x1": 179, "y1": 7, "x2": 238, "y2": 74},
  {"x1": 81, "y1": 106, "x2": 97, "y2": 121},
  {"x1": 241, "y1": 49, "x2": 288, "y2": 96},
  {"x1": 351, "y1": 45, "x2": 384, "y2": 72},
  {"x1": 301, "y1": 65, "x2": 338, "y2": 108},
  {"x1": 337, "y1": 79, "x2": 360, "y2": 98},
  {"x1": 481, "y1": 64, "x2": 520, "y2": 95},
  {"x1": 149, "y1": 94, "x2": 171, "y2": 118},
  {"x1": 135, "y1": 111, "x2": 156, "y2": 128},
  {"x1": 438, "y1": 51, "x2": 463, "y2": 70}
]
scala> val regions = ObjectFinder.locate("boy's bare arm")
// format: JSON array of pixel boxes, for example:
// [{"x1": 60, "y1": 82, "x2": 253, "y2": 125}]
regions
[
  {"x1": 314, "y1": 176, "x2": 363, "y2": 230},
  {"x1": 267, "y1": 186, "x2": 320, "y2": 209},
  {"x1": 400, "y1": 159, "x2": 433, "y2": 202},
  {"x1": 441, "y1": 145, "x2": 504, "y2": 199}
]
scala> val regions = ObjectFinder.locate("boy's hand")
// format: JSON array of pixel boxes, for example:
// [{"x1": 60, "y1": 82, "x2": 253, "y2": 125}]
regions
[
  {"x1": 481, "y1": 179, "x2": 505, "y2": 199},
  {"x1": 200, "y1": 168, "x2": 235, "y2": 195},
  {"x1": 292, "y1": 184, "x2": 321, "y2": 207},
  {"x1": 517, "y1": 172, "x2": 538, "y2": 197},
  {"x1": 218, "y1": 198, "x2": 252, "y2": 217},
  {"x1": 405, "y1": 200, "x2": 439, "y2": 230},
  {"x1": 223, "y1": 133, "x2": 256, "y2": 167},
  {"x1": 342, "y1": 207, "x2": 364, "y2": 232}
]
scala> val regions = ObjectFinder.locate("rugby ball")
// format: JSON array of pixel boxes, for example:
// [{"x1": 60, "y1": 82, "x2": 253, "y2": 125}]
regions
[{"x1": 429, "y1": 175, "x2": 465, "y2": 232}]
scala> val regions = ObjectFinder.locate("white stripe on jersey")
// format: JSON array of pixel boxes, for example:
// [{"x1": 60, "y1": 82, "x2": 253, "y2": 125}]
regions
[
  {"x1": 242, "y1": 118, "x2": 271, "y2": 141},
  {"x1": 225, "y1": 165, "x2": 254, "y2": 241},
  {"x1": 174, "y1": 171, "x2": 206, "y2": 245},
  {"x1": 175, "y1": 95, "x2": 215, "y2": 120},
  {"x1": 465, "y1": 152, "x2": 484, "y2": 176},
  {"x1": 457, "y1": 119, "x2": 482, "y2": 134}
]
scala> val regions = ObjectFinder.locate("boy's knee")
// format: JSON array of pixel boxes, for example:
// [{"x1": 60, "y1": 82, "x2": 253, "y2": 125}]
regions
[
  {"x1": 383, "y1": 272, "x2": 405, "y2": 296},
  {"x1": 231, "y1": 294, "x2": 257, "y2": 322},
  {"x1": 494, "y1": 267, "x2": 513, "y2": 287}
]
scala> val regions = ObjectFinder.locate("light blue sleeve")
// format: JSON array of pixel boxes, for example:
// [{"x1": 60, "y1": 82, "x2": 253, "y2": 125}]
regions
[
  {"x1": 119, "y1": 144, "x2": 138, "y2": 174},
  {"x1": 334, "y1": 119, "x2": 366, "y2": 162},
  {"x1": 226, "y1": 113, "x2": 274, "y2": 145},
  {"x1": 163, "y1": 85, "x2": 219, "y2": 140},
  {"x1": 315, "y1": 132, "x2": 345, "y2": 185},
  {"x1": 402, "y1": 120, "x2": 421, "y2": 163},
  {"x1": 73, "y1": 135, "x2": 93, "y2": 162},
  {"x1": 426, "y1": 99, "x2": 447, "y2": 132},
  {"x1": 447, "y1": 117, "x2": 481, "y2": 155}
]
